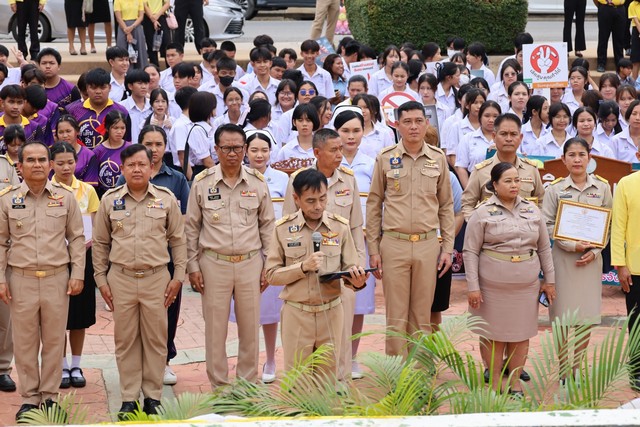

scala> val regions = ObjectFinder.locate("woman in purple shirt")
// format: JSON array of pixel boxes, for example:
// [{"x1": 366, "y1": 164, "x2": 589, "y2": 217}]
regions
[{"x1": 56, "y1": 115, "x2": 99, "y2": 187}]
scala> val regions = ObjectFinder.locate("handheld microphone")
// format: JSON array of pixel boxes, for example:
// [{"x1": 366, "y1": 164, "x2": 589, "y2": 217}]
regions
[{"x1": 312, "y1": 232, "x2": 322, "y2": 253}]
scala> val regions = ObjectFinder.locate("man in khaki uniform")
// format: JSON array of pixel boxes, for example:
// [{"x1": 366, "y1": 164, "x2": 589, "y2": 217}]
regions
[
  {"x1": 186, "y1": 124, "x2": 274, "y2": 388},
  {"x1": 0, "y1": 141, "x2": 85, "y2": 422},
  {"x1": 266, "y1": 168, "x2": 368, "y2": 374},
  {"x1": 462, "y1": 113, "x2": 545, "y2": 221},
  {"x1": 282, "y1": 128, "x2": 365, "y2": 380},
  {"x1": 366, "y1": 101, "x2": 455, "y2": 357},
  {"x1": 0, "y1": 154, "x2": 19, "y2": 393},
  {"x1": 93, "y1": 144, "x2": 187, "y2": 420}
]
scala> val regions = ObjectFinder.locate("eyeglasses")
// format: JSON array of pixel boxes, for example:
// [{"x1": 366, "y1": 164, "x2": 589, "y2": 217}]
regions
[
  {"x1": 299, "y1": 89, "x2": 316, "y2": 96},
  {"x1": 217, "y1": 145, "x2": 245, "y2": 154},
  {"x1": 280, "y1": 91, "x2": 294, "y2": 97}
]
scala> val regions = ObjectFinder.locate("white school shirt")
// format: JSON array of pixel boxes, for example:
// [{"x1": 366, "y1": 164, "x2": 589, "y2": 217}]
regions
[
  {"x1": 487, "y1": 82, "x2": 510, "y2": 114},
  {"x1": 109, "y1": 73, "x2": 126, "y2": 102},
  {"x1": 448, "y1": 116, "x2": 477, "y2": 155},
  {"x1": 200, "y1": 62, "x2": 214, "y2": 86},
  {"x1": 277, "y1": 108, "x2": 297, "y2": 143},
  {"x1": 422, "y1": 100, "x2": 453, "y2": 134},
  {"x1": 440, "y1": 109, "x2": 463, "y2": 153},
  {"x1": 533, "y1": 131, "x2": 571, "y2": 158},
  {"x1": 454, "y1": 127, "x2": 493, "y2": 172},
  {"x1": 561, "y1": 90, "x2": 581, "y2": 116},
  {"x1": 244, "y1": 121, "x2": 286, "y2": 157},
  {"x1": 436, "y1": 82, "x2": 456, "y2": 111},
  {"x1": 263, "y1": 166, "x2": 289, "y2": 198},
  {"x1": 587, "y1": 137, "x2": 616, "y2": 159},
  {"x1": 519, "y1": 121, "x2": 549, "y2": 156},
  {"x1": 120, "y1": 97, "x2": 151, "y2": 144},
  {"x1": 378, "y1": 85, "x2": 420, "y2": 103},
  {"x1": 619, "y1": 113, "x2": 629, "y2": 130},
  {"x1": 340, "y1": 150, "x2": 375, "y2": 193},
  {"x1": 359, "y1": 123, "x2": 396, "y2": 159},
  {"x1": 595, "y1": 123, "x2": 616, "y2": 148},
  {"x1": 211, "y1": 110, "x2": 244, "y2": 133},
  {"x1": 611, "y1": 127, "x2": 640, "y2": 163},
  {"x1": 235, "y1": 64, "x2": 245, "y2": 81},
  {"x1": 207, "y1": 84, "x2": 249, "y2": 117},
  {"x1": 368, "y1": 68, "x2": 393, "y2": 98},
  {"x1": 160, "y1": 67, "x2": 175, "y2": 93},
  {"x1": 168, "y1": 113, "x2": 192, "y2": 167},
  {"x1": 274, "y1": 137, "x2": 314, "y2": 163},
  {"x1": 239, "y1": 74, "x2": 280, "y2": 105},
  {"x1": 165, "y1": 91, "x2": 182, "y2": 120},
  {"x1": 186, "y1": 121, "x2": 215, "y2": 166},
  {"x1": 297, "y1": 64, "x2": 334, "y2": 98}
]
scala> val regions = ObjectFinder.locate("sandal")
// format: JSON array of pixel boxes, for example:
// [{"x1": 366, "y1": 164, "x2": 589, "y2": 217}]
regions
[
  {"x1": 69, "y1": 367, "x2": 86, "y2": 388},
  {"x1": 69, "y1": 49, "x2": 78, "y2": 56},
  {"x1": 90, "y1": 47, "x2": 97, "y2": 54},
  {"x1": 80, "y1": 50, "x2": 87, "y2": 55}
]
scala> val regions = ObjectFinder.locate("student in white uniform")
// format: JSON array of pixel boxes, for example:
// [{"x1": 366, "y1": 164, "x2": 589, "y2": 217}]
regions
[
  {"x1": 273, "y1": 103, "x2": 320, "y2": 163},
  {"x1": 184, "y1": 91, "x2": 217, "y2": 179},
  {"x1": 572, "y1": 106, "x2": 615, "y2": 158},
  {"x1": 488, "y1": 59, "x2": 521, "y2": 114},
  {"x1": 418, "y1": 73, "x2": 452, "y2": 135},
  {"x1": 448, "y1": 88, "x2": 486, "y2": 165},
  {"x1": 377, "y1": 61, "x2": 420, "y2": 103},
  {"x1": 520, "y1": 95, "x2": 549, "y2": 156},
  {"x1": 465, "y1": 42, "x2": 495, "y2": 87},
  {"x1": 435, "y1": 62, "x2": 460, "y2": 111},
  {"x1": 531, "y1": 102, "x2": 572, "y2": 158},
  {"x1": 506, "y1": 81, "x2": 529, "y2": 123},
  {"x1": 242, "y1": 98, "x2": 285, "y2": 156},
  {"x1": 595, "y1": 101, "x2": 621, "y2": 148},
  {"x1": 352, "y1": 94, "x2": 395, "y2": 159},
  {"x1": 272, "y1": 79, "x2": 297, "y2": 124},
  {"x1": 211, "y1": 87, "x2": 245, "y2": 132},
  {"x1": 455, "y1": 100, "x2": 501, "y2": 188},
  {"x1": 439, "y1": 83, "x2": 472, "y2": 160},
  {"x1": 333, "y1": 106, "x2": 375, "y2": 380},
  {"x1": 368, "y1": 45, "x2": 401, "y2": 97},
  {"x1": 616, "y1": 84, "x2": 636, "y2": 130},
  {"x1": 278, "y1": 81, "x2": 318, "y2": 143},
  {"x1": 612, "y1": 99, "x2": 640, "y2": 163},
  {"x1": 561, "y1": 66, "x2": 588, "y2": 116}
]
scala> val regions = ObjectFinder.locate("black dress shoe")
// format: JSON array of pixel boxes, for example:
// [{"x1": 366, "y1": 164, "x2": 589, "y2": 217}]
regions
[
  {"x1": 60, "y1": 369, "x2": 71, "y2": 389},
  {"x1": 0, "y1": 374, "x2": 16, "y2": 392},
  {"x1": 118, "y1": 401, "x2": 138, "y2": 421},
  {"x1": 520, "y1": 369, "x2": 531, "y2": 382},
  {"x1": 15, "y1": 403, "x2": 38, "y2": 422},
  {"x1": 143, "y1": 397, "x2": 162, "y2": 415},
  {"x1": 483, "y1": 368, "x2": 490, "y2": 383},
  {"x1": 69, "y1": 367, "x2": 86, "y2": 388},
  {"x1": 41, "y1": 399, "x2": 68, "y2": 423}
]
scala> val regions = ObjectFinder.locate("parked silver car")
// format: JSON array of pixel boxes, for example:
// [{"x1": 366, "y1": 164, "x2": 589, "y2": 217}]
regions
[{"x1": 0, "y1": 0, "x2": 244, "y2": 43}]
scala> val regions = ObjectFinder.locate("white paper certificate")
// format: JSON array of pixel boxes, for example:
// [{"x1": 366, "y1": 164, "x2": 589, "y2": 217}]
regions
[{"x1": 552, "y1": 200, "x2": 611, "y2": 248}]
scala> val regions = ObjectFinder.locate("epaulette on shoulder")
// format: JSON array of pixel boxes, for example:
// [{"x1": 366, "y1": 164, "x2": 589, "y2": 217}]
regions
[
  {"x1": 338, "y1": 165, "x2": 354, "y2": 176},
  {"x1": 152, "y1": 183, "x2": 174, "y2": 195},
  {"x1": 275, "y1": 214, "x2": 291, "y2": 226},
  {"x1": 380, "y1": 145, "x2": 396, "y2": 155},
  {"x1": 595, "y1": 174, "x2": 609, "y2": 184},
  {"x1": 0, "y1": 185, "x2": 16, "y2": 197},
  {"x1": 253, "y1": 169, "x2": 265, "y2": 182},
  {"x1": 329, "y1": 212, "x2": 349, "y2": 225},
  {"x1": 426, "y1": 144, "x2": 445, "y2": 155},
  {"x1": 195, "y1": 169, "x2": 211, "y2": 182},
  {"x1": 521, "y1": 157, "x2": 539, "y2": 167},
  {"x1": 474, "y1": 159, "x2": 492, "y2": 170},
  {"x1": 550, "y1": 177, "x2": 564, "y2": 185},
  {"x1": 290, "y1": 167, "x2": 309, "y2": 179},
  {"x1": 103, "y1": 185, "x2": 125, "y2": 198},
  {"x1": 52, "y1": 181, "x2": 73, "y2": 192}
]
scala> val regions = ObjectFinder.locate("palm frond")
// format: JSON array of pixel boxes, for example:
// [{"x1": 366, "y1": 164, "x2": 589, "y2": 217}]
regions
[
  {"x1": 18, "y1": 392, "x2": 90, "y2": 425},
  {"x1": 156, "y1": 392, "x2": 215, "y2": 420},
  {"x1": 356, "y1": 352, "x2": 407, "y2": 400}
]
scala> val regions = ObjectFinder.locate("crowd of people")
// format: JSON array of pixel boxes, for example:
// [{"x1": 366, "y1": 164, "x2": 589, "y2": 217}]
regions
[{"x1": 0, "y1": 26, "x2": 637, "y2": 423}]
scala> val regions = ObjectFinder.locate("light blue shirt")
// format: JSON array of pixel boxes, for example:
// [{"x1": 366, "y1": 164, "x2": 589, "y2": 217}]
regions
[{"x1": 340, "y1": 150, "x2": 375, "y2": 193}]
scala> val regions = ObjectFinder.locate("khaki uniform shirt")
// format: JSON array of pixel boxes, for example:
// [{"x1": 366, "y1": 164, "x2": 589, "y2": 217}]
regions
[
  {"x1": 366, "y1": 140, "x2": 455, "y2": 254},
  {"x1": 462, "y1": 154, "x2": 545, "y2": 220},
  {"x1": 265, "y1": 210, "x2": 358, "y2": 305},
  {"x1": 283, "y1": 164, "x2": 365, "y2": 265},
  {"x1": 185, "y1": 165, "x2": 275, "y2": 274},
  {"x1": 0, "y1": 180, "x2": 85, "y2": 280},
  {"x1": 0, "y1": 156, "x2": 19, "y2": 190},
  {"x1": 463, "y1": 195, "x2": 555, "y2": 292},
  {"x1": 92, "y1": 183, "x2": 187, "y2": 287},
  {"x1": 541, "y1": 174, "x2": 613, "y2": 256}
]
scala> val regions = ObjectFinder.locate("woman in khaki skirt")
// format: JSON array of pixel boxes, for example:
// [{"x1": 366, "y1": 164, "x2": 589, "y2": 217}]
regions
[
  {"x1": 542, "y1": 137, "x2": 612, "y2": 383},
  {"x1": 464, "y1": 161, "x2": 556, "y2": 395}
]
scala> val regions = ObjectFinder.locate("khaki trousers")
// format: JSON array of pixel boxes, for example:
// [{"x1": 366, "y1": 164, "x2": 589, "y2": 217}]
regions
[
  {"x1": 200, "y1": 253, "x2": 262, "y2": 387},
  {"x1": 0, "y1": 289, "x2": 12, "y2": 375},
  {"x1": 8, "y1": 268, "x2": 69, "y2": 405},
  {"x1": 108, "y1": 266, "x2": 169, "y2": 401},
  {"x1": 281, "y1": 301, "x2": 344, "y2": 376},
  {"x1": 309, "y1": 0, "x2": 340, "y2": 45},
  {"x1": 337, "y1": 286, "x2": 354, "y2": 380},
  {"x1": 380, "y1": 234, "x2": 439, "y2": 357}
]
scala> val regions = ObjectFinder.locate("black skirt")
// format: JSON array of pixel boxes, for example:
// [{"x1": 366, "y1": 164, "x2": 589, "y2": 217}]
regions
[
  {"x1": 67, "y1": 247, "x2": 96, "y2": 330},
  {"x1": 86, "y1": 0, "x2": 111, "y2": 24},
  {"x1": 65, "y1": 0, "x2": 87, "y2": 28}
]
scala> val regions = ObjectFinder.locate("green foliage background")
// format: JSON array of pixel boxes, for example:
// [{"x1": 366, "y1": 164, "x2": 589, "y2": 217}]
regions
[{"x1": 344, "y1": 0, "x2": 528, "y2": 54}]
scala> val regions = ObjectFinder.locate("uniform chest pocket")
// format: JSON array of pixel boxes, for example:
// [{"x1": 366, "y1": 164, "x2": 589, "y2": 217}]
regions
[
  {"x1": 485, "y1": 216, "x2": 508, "y2": 237},
  {"x1": 284, "y1": 246, "x2": 307, "y2": 263},
  {"x1": 8, "y1": 209, "x2": 32, "y2": 238},
  {"x1": 420, "y1": 167, "x2": 440, "y2": 194},
  {"x1": 385, "y1": 168, "x2": 409, "y2": 196},
  {"x1": 45, "y1": 208, "x2": 67, "y2": 229},
  {"x1": 239, "y1": 198, "x2": 259, "y2": 225},
  {"x1": 110, "y1": 211, "x2": 133, "y2": 237},
  {"x1": 145, "y1": 209, "x2": 167, "y2": 234},
  {"x1": 203, "y1": 200, "x2": 228, "y2": 226},
  {"x1": 518, "y1": 213, "x2": 539, "y2": 233},
  {"x1": 519, "y1": 180, "x2": 534, "y2": 196},
  {"x1": 322, "y1": 246, "x2": 341, "y2": 272}
]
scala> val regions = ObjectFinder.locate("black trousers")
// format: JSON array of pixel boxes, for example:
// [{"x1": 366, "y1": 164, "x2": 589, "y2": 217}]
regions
[
  {"x1": 563, "y1": 0, "x2": 587, "y2": 52},
  {"x1": 626, "y1": 275, "x2": 640, "y2": 377},
  {"x1": 174, "y1": 0, "x2": 206, "y2": 53},
  {"x1": 142, "y1": 15, "x2": 171, "y2": 67},
  {"x1": 16, "y1": 0, "x2": 41, "y2": 59},
  {"x1": 166, "y1": 260, "x2": 180, "y2": 362},
  {"x1": 625, "y1": 0, "x2": 633, "y2": 50},
  {"x1": 597, "y1": 3, "x2": 626, "y2": 66}
]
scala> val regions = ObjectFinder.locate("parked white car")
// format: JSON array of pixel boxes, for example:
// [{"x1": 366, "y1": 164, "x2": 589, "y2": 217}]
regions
[{"x1": 528, "y1": 0, "x2": 598, "y2": 14}]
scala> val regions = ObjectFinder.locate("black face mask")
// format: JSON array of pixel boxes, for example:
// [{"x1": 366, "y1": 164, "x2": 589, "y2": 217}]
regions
[
  {"x1": 219, "y1": 76, "x2": 234, "y2": 87},
  {"x1": 202, "y1": 53, "x2": 210, "y2": 62}
]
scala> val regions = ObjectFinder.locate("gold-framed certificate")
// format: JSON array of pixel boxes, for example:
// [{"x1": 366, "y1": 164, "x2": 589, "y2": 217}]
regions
[{"x1": 552, "y1": 200, "x2": 612, "y2": 248}]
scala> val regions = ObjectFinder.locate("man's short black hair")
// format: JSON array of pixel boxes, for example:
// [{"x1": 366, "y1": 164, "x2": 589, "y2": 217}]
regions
[
  {"x1": 18, "y1": 140, "x2": 49, "y2": 163},
  {"x1": 165, "y1": 42, "x2": 184, "y2": 54},
  {"x1": 200, "y1": 38, "x2": 217, "y2": 50},
  {"x1": 21, "y1": 67, "x2": 45, "y2": 85},
  {"x1": 214, "y1": 123, "x2": 246, "y2": 146},
  {"x1": 250, "y1": 47, "x2": 272, "y2": 62},
  {"x1": 85, "y1": 68, "x2": 111, "y2": 86},
  {"x1": 344, "y1": 41, "x2": 361, "y2": 57},
  {"x1": 397, "y1": 101, "x2": 426, "y2": 119},
  {"x1": 106, "y1": 46, "x2": 129, "y2": 62},
  {"x1": 24, "y1": 84, "x2": 47, "y2": 110},
  {"x1": 175, "y1": 86, "x2": 197, "y2": 110},
  {"x1": 0, "y1": 63, "x2": 7, "y2": 78},
  {"x1": 0, "y1": 45, "x2": 8, "y2": 57},
  {"x1": 220, "y1": 40, "x2": 236, "y2": 52},
  {"x1": 216, "y1": 56, "x2": 237, "y2": 72},
  {"x1": 0, "y1": 84, "x2": 25, "y2": 100},
  {"x1": 172, "y1": 62, "x2": 196, "y2": 78},
  {"x1": 300, "y1": 39, "x2": 320, "y2": 53},
  {"x1": 278, "y1": 48, "x2": 297, "y2": 61},
  {"x1": 293, "y1": 168, "x2": 328, "y2": 196},
  {"x1": 348, "y1": 74, "x2": 368, "y2": 89},
  {"x1": 618, "y1": 58, "x2": 633, "y2": 70},
  {"x1": 495, "y1": 113, "x2": 523, "y2": 131},
  {"x1": 253, "y1": 34, "x2": 274, "y2": 48},
  {"x1": 125, "y1": 69, "x2": 151, "y2": 87},
  {"x1": 36, "y1": 48, "x2": 62, "y2": 65},
  {"x1": 120, "y1": 143, "x2": 152, "y2": 164},
  {"x1": 514, "y1": 32, "x2": 534, "y2": 51},
  {"x1": 271, "y1": 57, "x2": 286, "y2": 69}
]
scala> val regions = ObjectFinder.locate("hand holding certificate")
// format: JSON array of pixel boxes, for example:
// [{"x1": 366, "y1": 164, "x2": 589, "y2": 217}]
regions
[{"x1": 552, "y1": 200, "x2": 611, "y2": 248}]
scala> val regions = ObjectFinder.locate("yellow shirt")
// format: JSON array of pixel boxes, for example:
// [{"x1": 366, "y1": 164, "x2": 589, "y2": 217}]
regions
[
  {"x1": 114, "y1": 0, "x2": 144, "y2": 21},
  {"x1": 597, "y1": 0, "x2": 625, "y2": 5},
  {"x1": 51, "y1": 175, "x2": 99, "y2": 215},
  {"x1": 145, "y1": 0, "x2": 167, "y2": 14},
  {"x1": 611, "y1": 171, "x2": 640, "y2": 274},
  {"x1": 629, "y1": 1, "x2": 640, "y2": 19}
]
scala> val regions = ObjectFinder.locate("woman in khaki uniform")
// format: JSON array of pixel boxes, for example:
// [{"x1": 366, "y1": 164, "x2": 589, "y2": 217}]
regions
[
  {"x1": 541, "y1": 137, "x2": 613, "y2": 382},
  {"x1": 464, "y1": 162, "x2": 556, "y2": 395}
]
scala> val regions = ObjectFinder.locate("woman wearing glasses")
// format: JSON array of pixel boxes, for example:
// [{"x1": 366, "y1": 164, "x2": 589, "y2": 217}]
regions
[
  {"x1": 488, "y1": 59, "x2": 521, "y2": 114},
  {"x1": 277, "y1": 81, "x2": 319, "y2": 144}
]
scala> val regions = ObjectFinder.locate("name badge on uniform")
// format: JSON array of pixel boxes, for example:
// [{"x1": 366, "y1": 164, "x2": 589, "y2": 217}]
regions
[
  {"x1": 424, "y1": 161, "x2": 439, "y2": 169},
  {"x1": 586, "y1": 192, "x2": 601, "y2": 199},
  {"x1": 488, "y1": 207, "x2": 503, "y2": 216},
  {"x1": 208, "y1": 194, "x2": 221, "y2": 201},
  {"x1": 113, "y1": 199, "x2": 126, "y2": 211},
  {"x1": 520, "y1": 177, "x2": 533, "y2": 183},
  {"x1": 559, "y1": 192, "x2": 572, "y2": 199},
  {"x1": 148, "y1": 199, "x2": 164, "y2": 209},
  {"x1": 11, "y1": 194, "x2": 25, "y2": 209},
  {"x1": 209, "y1": 187, "x2": 219, "y2": 194},
  {"x1": 520, "y1": 207, "x2": 534, "y2": 214},
  {"x1": 390, "y1": 152, "x2": 402, "y2": 169},
  {"x1": 322, "y1": 237, "x2": 340, "y2": 246},
  {"x1": 288, "y1": 225, "x2": 300, "y2": 233},
  {"x1": 241, "y1": 190, "x2": 257, "y2": 197},
  {"x1": 287, "y1": 242, "x2": 302, "y2": 247},
  {"x1": 47, "y1": 201, "x2": 63, "y2": 207},
  {"x1": 335, "y1": 189, "x2": 351, "y2": 197}
]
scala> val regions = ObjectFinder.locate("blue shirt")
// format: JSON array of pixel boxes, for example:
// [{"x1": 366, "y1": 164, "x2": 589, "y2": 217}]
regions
[
  {"x1": 116, "y1": 162, "x2": 190, "y2": 214},
  {"x1": 450, "y1": 171, "x2": 462, "y2": 214}
]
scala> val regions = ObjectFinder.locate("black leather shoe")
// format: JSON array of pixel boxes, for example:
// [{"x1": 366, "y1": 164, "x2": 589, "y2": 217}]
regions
[
  {"x1": 15, "y1": 404, "x2": 38, "y2": 422},
  {"x1": 69, "y1": 367, "x2": 86, "y2": 388},
  {"x1": 520, "y1": 369, "x2": 531, "y2": 382},
  {"x1": 60, "y1": 369, "x2": 71, "y2": 389},
  {"x1": 143, "y1": 397, "x2": 162, "y2": 415},
  {"x1": 41, "y1": 399, "x2": 68, "y2": 423},
  {"x1": 0, "y1": 374, "x2": 16, "y2": 392},
  {"x1": 118, "y1": 401, "x2": 138, "y2": 421},
  {"x1": 483, "y1": 368, "x2": 490, "y2": 383},
  {"x1": 597, "y1": 64, "x2": 606, "y2": 73}
]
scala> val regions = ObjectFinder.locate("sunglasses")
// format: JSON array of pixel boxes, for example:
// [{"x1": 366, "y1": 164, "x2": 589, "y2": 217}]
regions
[{"x1": 299, "y1": 89, "x2": 316, "y2": 96}]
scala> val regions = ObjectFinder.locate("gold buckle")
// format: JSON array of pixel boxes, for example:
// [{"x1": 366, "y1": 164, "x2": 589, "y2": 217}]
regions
[
  {"x1": 409, "y1": 234, "x2": 420, "y2": 242},
  {"x1": 511, "y1": 255, "x2": 521, "y2": 263},
  {"x1": 134, "y1": 271, "x2": 145, "y2": 278},
  {"x1": 35, "y1": 270, "x2": 46, "y2": 278},
  {"x1": 230, "y1": 255, "x2": 243, "y2": 263}
]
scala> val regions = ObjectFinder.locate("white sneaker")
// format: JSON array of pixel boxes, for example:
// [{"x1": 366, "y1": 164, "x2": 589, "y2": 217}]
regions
[
  {"x1": 262, "y1": 363, "x2": 276, "y2": 384},
  {"x1": 163, "y1": 365, "x2": 177, "y2": 385},
  {"x1": 351, "y1": 360, "x2": 363, "y2": 380}
]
